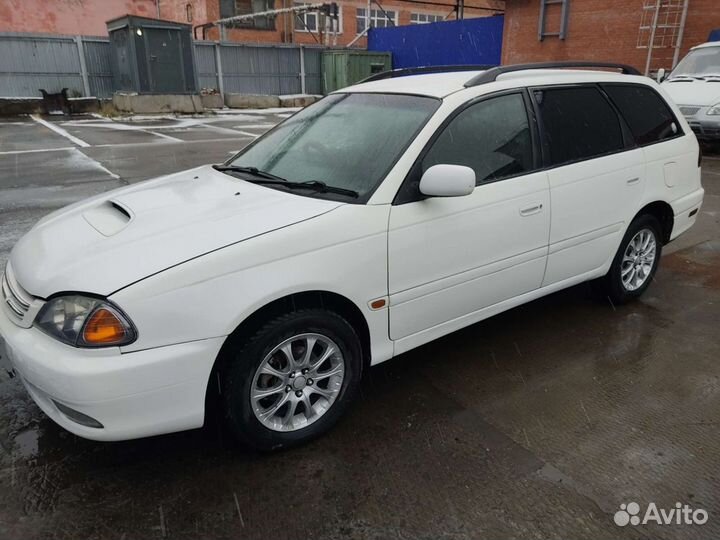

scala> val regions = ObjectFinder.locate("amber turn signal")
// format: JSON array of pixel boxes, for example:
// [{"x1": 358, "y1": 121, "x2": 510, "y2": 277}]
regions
[{"x1": 82, "y1": 308, "x2": 128, "y2": 345}]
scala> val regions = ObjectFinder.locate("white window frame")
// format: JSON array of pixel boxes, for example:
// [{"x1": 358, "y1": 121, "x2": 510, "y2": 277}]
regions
[
  {"x1": 356, "y1": 7, "x2": 397, "y2": 34},
  {"x1": 294, "y1": 2, "x2": 343, "y2": 34},
  {"x1": 410, "y1": 12, "x2": 445, "y2": 25}
]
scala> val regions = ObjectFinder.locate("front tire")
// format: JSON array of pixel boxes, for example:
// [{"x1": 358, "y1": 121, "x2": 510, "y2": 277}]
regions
[
  {"x1": 603, "y1": 214, "x2": 663, "y2": 304},
  {"x1": 220, "y1": 309, "x2": 362, "y2": 451}
]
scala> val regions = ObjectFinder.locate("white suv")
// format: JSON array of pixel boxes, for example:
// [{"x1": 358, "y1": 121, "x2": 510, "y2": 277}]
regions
[{"x1": 0, "y1": 62, "x2": 704, "y2": 450}]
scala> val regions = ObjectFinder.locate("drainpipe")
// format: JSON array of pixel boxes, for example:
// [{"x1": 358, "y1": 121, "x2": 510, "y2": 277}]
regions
[{"x1": 156, "y1": 0, "x2": 161, "y2": 18}]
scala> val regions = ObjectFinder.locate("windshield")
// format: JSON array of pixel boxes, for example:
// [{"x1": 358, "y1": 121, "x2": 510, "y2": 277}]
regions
[
  {"x1": 671, "y1": 46, "x2": 720, "y2": 78},
  {"x1": 228, "y1": 93, "x2": 440, "y2": 201}
]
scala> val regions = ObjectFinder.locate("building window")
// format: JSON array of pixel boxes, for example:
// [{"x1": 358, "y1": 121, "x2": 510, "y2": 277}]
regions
[
  {"x1": 219, "y1": 0, "x2": 276, "y2": 30},
  {"x1": 294, "y1": 2, "x2": 342, "y2": 34},
  {"x1": 356, "y1": 8, "x2": 396, "y2": 34},
  {"x1": 186, "y1": 3, "x2": 193, "y2": 22},
  {"x1": 410, "y1": 13, "x2": 444, "y2": 24}
]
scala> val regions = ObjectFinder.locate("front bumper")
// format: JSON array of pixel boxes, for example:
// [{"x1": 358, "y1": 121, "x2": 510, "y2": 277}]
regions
[
  {"x1": 0, "y1": 303, "x2": 224, "y2": 441},
  {"x1": 680, "y1": 105, "x2": 720, "y2": 140}
]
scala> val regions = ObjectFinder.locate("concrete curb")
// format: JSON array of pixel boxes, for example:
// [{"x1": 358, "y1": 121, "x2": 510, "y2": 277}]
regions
[
  {"x1": 0, "y1": 97, "x2": 101, "y2": 116},
  {"x1": 112, "y1": 93, "x2": 203, "y2": 114},
  {"x1": 224, "y1": 93, "x2": 322, "y2": 109}
]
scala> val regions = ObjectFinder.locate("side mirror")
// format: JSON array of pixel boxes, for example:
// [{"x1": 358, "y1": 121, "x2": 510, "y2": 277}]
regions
[
  {"x1": 656, "y1": 68, "x2": 666, "y2": 83},
  {"x1": 419, "y1": 164, "x2": 476, "y2": 198}
]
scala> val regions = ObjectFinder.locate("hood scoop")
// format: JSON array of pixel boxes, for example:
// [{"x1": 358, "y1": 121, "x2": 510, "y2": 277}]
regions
[{"x1": 83, "y1": 200, "x2": 133, "y2": 237}]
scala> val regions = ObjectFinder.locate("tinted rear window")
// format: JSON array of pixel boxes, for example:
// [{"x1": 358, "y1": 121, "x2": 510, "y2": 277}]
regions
[
  {"x1": 534, "y1": 86, "x2": 625, "y2": 167},
  {"x1": 602, "y1": 84, "x2": 680, "y2": 146}
]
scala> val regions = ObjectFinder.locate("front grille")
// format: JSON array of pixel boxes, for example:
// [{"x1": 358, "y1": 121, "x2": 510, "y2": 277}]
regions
[
  {"x1": 1, "y1": 262, "x2": 37, "y2": 327},
  {"x1": 680, "y1": 106, "x2": 701, "y2": 117},
  {"x1": 688, "y1": 122, "x2": 720, "y2": 139}
]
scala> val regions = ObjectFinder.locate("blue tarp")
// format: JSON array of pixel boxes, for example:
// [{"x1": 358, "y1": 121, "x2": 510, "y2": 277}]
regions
[
  {"x1": 367, "y1": 16, "x2": 504, "y2": 69},
  {"x1": 709, "y1": 29, "x2": 720, "y2": 42}
]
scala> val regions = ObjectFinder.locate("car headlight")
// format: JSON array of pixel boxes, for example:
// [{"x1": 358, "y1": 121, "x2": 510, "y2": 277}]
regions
[
  {"x1": 34, "y1": 295, "x2": 136, "y2": 347},
  {"x1": 707, "y1": 103, "x2": 720, "y2": 115}
]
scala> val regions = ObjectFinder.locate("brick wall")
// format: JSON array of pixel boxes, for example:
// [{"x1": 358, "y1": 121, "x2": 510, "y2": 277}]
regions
[
  {"x1": 0, "y1": 0, "x2": 158, "y2": 36},
  {"x1": 158, "y1": 0, "x2": 209, "y2": 26},
  {"x1": 502, "y1": 0, "x2": 720, "y2": 73},
  {"x1": 161, "y1": 0, "x2": 504, "y2": 46}
]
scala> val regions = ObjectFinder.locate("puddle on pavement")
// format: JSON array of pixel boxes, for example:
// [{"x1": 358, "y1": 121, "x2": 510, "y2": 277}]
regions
[{"x1": 14, "y1": 428, "x2": 39, "y2": 458}]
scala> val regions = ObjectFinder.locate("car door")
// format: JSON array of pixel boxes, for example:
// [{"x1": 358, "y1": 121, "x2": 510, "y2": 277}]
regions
[
  {"x1": 388, "y1": 91, "x2": 551, "y2": 342},
  {"x1": 531, "y1": 85, "x2": 646, "y2": 286}
]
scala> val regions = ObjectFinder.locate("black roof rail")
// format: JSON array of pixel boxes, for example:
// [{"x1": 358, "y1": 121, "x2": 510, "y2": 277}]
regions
[
  {"x1": 360, "y1": 64, "x2": 496, "y2": 84},
  {"x1": 464, "y1": 61, "x2": 642, "y2": 87}
]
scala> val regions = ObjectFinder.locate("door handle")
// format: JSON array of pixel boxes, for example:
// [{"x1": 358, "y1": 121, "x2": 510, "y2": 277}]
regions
[
  {"x1": 519, "y1": 203, "x2": 543, "y2": 216},
  {"x1": 626, "y1": 177, "x2": 640, "y2": 185}
]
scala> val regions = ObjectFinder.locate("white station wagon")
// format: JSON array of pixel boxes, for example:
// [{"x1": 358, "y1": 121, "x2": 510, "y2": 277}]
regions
[{"x1": 0, "y1": 62, "x2": 705, "y2": 450}]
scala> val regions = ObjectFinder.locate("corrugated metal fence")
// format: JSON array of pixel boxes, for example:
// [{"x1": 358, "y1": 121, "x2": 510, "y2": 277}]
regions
[
  {"x1": 0, "y1": 33, "x2": 113, "y2": 98},
  {"x1": 0, "y1": 32, "x2": 324, "y2": 98},
  {"x1": 195, "y1": 42, "x2": 323, "y2": 96}
]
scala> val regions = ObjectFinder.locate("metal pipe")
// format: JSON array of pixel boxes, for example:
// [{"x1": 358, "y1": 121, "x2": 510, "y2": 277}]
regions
[
  {"x1": 214, "y1": 42, "x2": 225, "y2": 97},
  {"x1": 215, "y1": 3, "x2": 326, "y2": 26},
  {"x1": 644, "y1": 0, "x2": 662, "y2": 76},
  {"x1": 299, "y1": 46, "x2": 306, "y2": 94},
  {"x1": 672, "y1": 0, "x2": 690, "y2": 68},
  {"x1": 74, "y1": 36, "x2": 91, "y2": 97},
  {"x1": 347, "y1": 27, "x2": 368, "y2": 47}
]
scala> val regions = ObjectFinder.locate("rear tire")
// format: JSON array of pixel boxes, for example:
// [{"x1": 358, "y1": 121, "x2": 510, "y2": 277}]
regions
[
  {"x1": 220, "y1": 309, "x2": 362, "y2": 451},
  {"x1": 603, "y1": 214, "x2": 663, "y2": 305}
]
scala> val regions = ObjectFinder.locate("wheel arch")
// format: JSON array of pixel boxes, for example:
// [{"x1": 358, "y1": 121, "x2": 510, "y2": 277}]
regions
[
  {"x1": 635, "y1": 200, "x2": 674, "y2": 244},
  {"x1": 204, "y1": 290, "x2": 372, "y2": 423}
]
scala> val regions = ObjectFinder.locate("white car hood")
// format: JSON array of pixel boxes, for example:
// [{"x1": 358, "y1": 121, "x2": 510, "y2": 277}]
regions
[
  {"x1": 662, "y1": 80, "x2": 720, "y2": 106},
  {"x1": 10, "y1": 165, "x2": 342, "y2": 298}
]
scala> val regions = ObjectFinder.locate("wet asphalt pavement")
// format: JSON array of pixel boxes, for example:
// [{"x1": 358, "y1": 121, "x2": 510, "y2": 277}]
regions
[{"x1": 0, "y1": 113, "x2": 719, "y2": 540}]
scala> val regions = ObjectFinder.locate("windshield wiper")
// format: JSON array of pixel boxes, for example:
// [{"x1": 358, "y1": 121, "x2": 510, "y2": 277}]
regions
[
  {"x1": 294, "y1": 180, "x2": 359, "y2": 198},
  {"x1": 252, "y1": 178, "x2": 359, "y2": 199},
  {"x1": 213, "y1": 165, "x2": 359, "y2": 198},
  {"x1": 213, "y1": 164, "x2": 288, "y2": 183}
]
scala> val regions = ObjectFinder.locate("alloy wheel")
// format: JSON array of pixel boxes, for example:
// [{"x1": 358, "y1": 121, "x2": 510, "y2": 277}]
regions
[
  {"x1": 250, "y1": 333, "x2": 345, "y2": 432},
  {"x1": 621, "y1": 228, "x2": 657, "y2": 291}
]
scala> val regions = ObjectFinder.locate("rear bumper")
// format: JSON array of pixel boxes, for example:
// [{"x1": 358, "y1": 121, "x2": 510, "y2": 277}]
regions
[
  {"x1": 670, "y1": 187, "x2": 704, "y2": 241},
  {"x1": 0, "y1": 303, "x2": 224, "y2": 441}
]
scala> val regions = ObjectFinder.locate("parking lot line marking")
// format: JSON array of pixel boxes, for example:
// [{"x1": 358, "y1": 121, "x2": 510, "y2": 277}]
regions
[
  {"x1": 231, "y1": 130, "x2": 260, "y2": 138},
  {"x1": 146, "y1": 130, "x2": 184, "y2": 142},
  {"x1": 30, "y1": 115, "x2": 90, "y2": 147},
  {"x1": 232, "y1": 124, "x2": 275, "y2": 129},
  {"x1": 0, "y1": 146, "x2": 75, "y2": 156},
  {"x1": 71, "y1": 148, "x2": 121, "y2": 180},
  {"x1": 91, "y1": 137, "x2": 255, "y2": 149},
  {"x1": 202, "y1": 123, "x2": 260, "y2": 138}
]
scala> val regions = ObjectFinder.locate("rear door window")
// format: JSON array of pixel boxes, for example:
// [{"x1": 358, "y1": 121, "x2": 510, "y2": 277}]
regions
[
  {"x1": 602, "y1": 84, "x2": 680, "y2": 146},
  {"x1": 534, "y1": 86, "x2": 625, "y2": 167}
]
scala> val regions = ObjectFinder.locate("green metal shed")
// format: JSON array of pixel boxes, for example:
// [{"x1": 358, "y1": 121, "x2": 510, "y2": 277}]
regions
[{"x1": 321, "y1": 50, "x2": 392, "y2": 93}]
